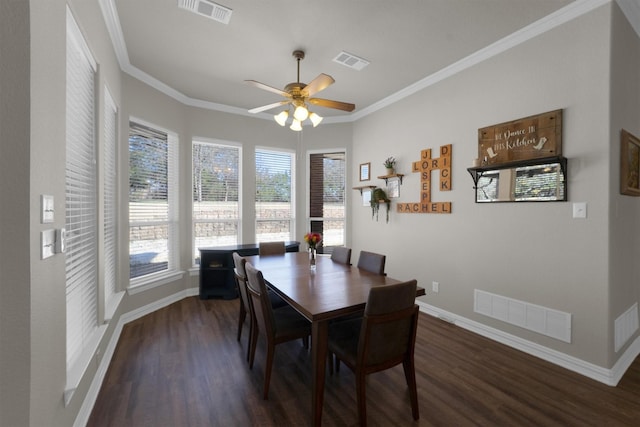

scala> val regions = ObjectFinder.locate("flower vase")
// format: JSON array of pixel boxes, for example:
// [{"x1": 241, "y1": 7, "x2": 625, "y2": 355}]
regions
[{"x1": 309, "y1": 247, "x2": 316, "y2": 272}]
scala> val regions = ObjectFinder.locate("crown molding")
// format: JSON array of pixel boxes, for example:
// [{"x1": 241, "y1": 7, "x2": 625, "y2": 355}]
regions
[
  {"x1": 100, "y1": 0, "x2": 610, "y2": 123},
  {"x1": 616, "y1": 0, "x2": 640, "y2": 37}
]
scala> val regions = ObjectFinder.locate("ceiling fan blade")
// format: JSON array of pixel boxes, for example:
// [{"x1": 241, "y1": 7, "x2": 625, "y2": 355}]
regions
[
  {"x1": 308, "y1": 97, "x2": 355, "y2": 112},
  {"x1": 248, "y1": 100, "x2": 290, "y2": 114},
  {"x1": 301, "y1": 74, "x2": 335, "y2": 97},
  {"x1": 245, "y1": 80, "x2": 290, "y2": 97}
]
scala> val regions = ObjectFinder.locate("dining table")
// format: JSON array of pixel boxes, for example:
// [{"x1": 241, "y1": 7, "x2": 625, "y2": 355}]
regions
[{"x1": 245, "y1": 251, "x2": 425, "y2": 426}]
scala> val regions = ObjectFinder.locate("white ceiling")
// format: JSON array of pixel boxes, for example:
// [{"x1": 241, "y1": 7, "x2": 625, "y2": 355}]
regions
[{"x1": 102, "y1": 0, "x2": 617, "y2": 122}]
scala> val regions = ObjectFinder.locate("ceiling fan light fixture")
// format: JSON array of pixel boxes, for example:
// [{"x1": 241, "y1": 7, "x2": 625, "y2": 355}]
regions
[
  {"x1": 309, "y1": 112, "x2": 323, "y2": 127},
  {"x1": 293, "y1": 105, "x2": 309, "y2": 121},
  {"x1": 274, "y1": 110, "x2": 289, "y2": 126},
  {"x1": 290, "y1": 119, "x2": 303, "y2": 131}
]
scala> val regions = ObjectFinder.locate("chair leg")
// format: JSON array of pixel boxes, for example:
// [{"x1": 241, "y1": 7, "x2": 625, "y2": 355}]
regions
[
  {"x1": 302, "y1": 336, "x2": 309, "y2": 349},
  {"x1": 245, "y1": 314, "x2": 254, "y2": 362},
  {"x1": 237, "y1": 303, "x2": 246, "y2": 342},
  {"x1": 327, "y1": 352, "x2": 333, "y2": 375},
  {"x1": 249, "y1": 323, "x2": 258, "y2": 369},
  {"x1": 355, "y1": 370, "x2": 368, "y2": 427},
  {"x1": 263, "y1": 343, "x2": 275, "y2": 400},
  {"x1": 403, "y1": 357, "x2": 420, "y2": 420}
]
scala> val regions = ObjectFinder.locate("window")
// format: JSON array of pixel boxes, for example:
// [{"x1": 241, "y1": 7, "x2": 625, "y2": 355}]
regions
[
  {"x1": 192, "y1": 140, "x2": 241, "y2": 264},
  {"x1": 309, "y1": 151, "x2": 346, "y2": 254},
  {"x1": 104, "y1": 88, "x2": 118, "y2": 309},
  {"x1": 255, "y1": 148, "x2": 295, "y2": 242},
  {"x1": 128, "y1": 121, "x2": 178, "y2": 280},
  {"x1": 66, "y1": 8, "x2": 98, "y2": 373}
]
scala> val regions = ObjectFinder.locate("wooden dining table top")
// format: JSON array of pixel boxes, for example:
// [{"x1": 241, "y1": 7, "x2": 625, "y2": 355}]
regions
[{"x1": 244, "y1": 252, "x2": 424, "y2": 322}]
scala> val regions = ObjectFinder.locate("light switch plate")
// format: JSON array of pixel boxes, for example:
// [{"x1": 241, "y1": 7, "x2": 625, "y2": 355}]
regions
[
  {"x1": 41, "y1": 194, "x2": 54, "y2": 223},
  {"x1": 573, "y1": 202, "x2": 587, "y2": 219},
  {"x1": 41, "y1": 229, "x2": 55, "y2": 259}
]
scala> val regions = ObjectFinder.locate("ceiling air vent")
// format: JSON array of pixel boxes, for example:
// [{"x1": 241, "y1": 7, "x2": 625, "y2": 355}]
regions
[
  {"x1": 332, "y1": 51, "x2": 370, "y2": 71},
  {"x1": 178, "y1": 0, "x2": 232, "y2": 25}
]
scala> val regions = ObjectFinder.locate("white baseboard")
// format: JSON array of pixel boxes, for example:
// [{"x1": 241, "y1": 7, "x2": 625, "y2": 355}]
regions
[{"x1": 416, "y1": 300, "x2": 640, "y2": 387}]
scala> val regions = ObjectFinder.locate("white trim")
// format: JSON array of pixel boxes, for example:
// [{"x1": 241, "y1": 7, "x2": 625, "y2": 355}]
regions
[
  {"x1": 127, "y1": 270, "x2": 185, "y2": 295},
  {"x1": 416, "y1": 300, "x2": 640, "y2": 387},
  {"x1": 99, "y1": 0, "x2": 609, "y2": 122},
  {"x1": 616, "y1": 0, "x2": 640, "y2": 38}
]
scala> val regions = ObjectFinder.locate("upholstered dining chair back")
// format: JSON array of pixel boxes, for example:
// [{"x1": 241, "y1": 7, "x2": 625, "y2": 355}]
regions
[
  {"x1": 244, "y1": 262, "x2": 276, "y2": 339},
  {"x1": 356, "y1": 250, "x2": 386, "y2": 275},
  {"x1": 330, "y1": 246, "x2": 352, "y2": 265},
  {"x1": 328, "y1": 279, "x2": 419, "y2": 425},
  {"x1": 259, "y1": 241, "x2": 285, "y2": 255},
  {"x1": 233, "y1": 252, "x2": 253, "y2": 357}
]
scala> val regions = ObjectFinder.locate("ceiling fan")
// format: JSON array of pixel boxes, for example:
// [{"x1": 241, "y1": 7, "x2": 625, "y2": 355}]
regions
[{"x1": 245, "y1": 50, "x2": 356, "y2": 130}]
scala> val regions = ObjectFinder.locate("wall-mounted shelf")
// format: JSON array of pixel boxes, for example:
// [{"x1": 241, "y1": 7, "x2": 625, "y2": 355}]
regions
[
  {"x1": 467, "y1": 156, "x2": 567, "y2": 189},
  {"x1": 352, "y1": 185, "x2": 376, "y2": 195},
  {"x1": 377, "y1": 173, "x2": 404, "y2": 185}
]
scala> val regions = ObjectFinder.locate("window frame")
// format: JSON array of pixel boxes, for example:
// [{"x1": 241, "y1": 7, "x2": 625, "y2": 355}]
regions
[
  {"x1": 192, "y1": 138, "x2": 242, "y2": 265},
  {"x1": 128, "y1": 118, "x2": 180, "y2": 289},
  {"x1": 307, "y1": 149, "x2": 348, "y2": 254},
  {"x1": 255, "y1": 147, "x2": 296, "y2": 243}
]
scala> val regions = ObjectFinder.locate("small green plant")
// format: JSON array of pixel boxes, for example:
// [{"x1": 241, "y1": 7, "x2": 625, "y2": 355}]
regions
[
  {"x1": 383, "y1": 157, "x2": 396, "y2": 169},
  {"x1": 370, "y1": 187, "x2": 391, "y2": 223}
]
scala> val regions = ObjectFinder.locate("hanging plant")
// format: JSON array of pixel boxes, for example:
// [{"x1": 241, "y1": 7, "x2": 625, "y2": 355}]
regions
[{"x1": 370, "y1": 187, "x2": 391, "y2": 223}]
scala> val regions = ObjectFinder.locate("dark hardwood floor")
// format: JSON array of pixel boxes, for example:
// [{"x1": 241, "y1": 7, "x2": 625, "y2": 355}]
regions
[{"x1": 87, "y1": 296, "x2": 640, "y2": 426}]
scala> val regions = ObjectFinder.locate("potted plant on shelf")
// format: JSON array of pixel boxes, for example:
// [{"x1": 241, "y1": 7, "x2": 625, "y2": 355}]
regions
[{"x1": 383, "y1": 156, "x2": 396, "y2": 175}]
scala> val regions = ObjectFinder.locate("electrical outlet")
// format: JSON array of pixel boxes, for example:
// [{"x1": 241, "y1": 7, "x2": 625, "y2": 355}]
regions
[{"x1": 432, "y1": 281, "x2": 439, "y2": 293}]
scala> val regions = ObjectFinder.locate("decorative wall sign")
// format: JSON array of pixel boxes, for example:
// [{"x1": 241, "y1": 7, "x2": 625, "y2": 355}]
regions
[
  {"x1": 621, "y1": 129, "x2": 640, "y2": 196},
  {"x1": 478, "y1": 109, "x2": 562, "y2": 166},
  {"x1": 398, "y1": 144, "x2": 452, "y2": 214}
]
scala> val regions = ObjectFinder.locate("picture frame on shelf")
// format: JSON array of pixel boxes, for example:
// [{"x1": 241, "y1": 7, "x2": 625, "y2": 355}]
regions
[
  {"x1": 387, "y1": 178, "x2": 400, "y2": 198},
  {"x1": 359, "y1": 162, "x2": 371, "y2": 181},
  {"x1": 621, "y1": 129, "x2": 640, "y2": 196},
  {"x1": 362, "y1": 189, "x2": 372, "y2": 206}
]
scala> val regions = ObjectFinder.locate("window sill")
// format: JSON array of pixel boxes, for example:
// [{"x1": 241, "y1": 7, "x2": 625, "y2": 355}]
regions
[{"x1": 128, "y1": 270, "x2": 185, "y2": 295}]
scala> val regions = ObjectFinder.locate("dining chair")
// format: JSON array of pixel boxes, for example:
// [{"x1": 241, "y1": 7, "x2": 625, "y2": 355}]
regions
[
  {"x1": 245, "y1": 262, "x2": 311, "y2": 399},
  {"x1": 330, "y1": 246, "x2": 352, "y2": 265},
  {"x1": 259, "y1": 241, "x2": 285, "y2": 255},
  {"x1": 327, "y1": 279, "x2": 420, "y2": 426},
  {"x1": 233, "y1": 253, "x2": 287, "y2": 358},
  {"x1": 356, "y1": 250, "x2": 386, "y2": 275},
  {"x1": 233, "y1": 252, "x2": 256, "y2": 361}
]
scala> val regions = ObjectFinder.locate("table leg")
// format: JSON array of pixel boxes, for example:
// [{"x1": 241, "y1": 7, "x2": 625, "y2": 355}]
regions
[{"x1": 311, "y1": 320, "x2": 328, "y2": 427}]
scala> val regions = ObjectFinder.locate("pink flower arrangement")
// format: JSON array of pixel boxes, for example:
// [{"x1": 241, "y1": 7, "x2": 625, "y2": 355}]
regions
[{"x1": 304, "y1": 232, "x2": 322, "y2": 249}]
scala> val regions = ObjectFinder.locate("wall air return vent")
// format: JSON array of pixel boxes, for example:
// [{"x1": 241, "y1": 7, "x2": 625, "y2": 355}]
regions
[
  {"x1": 332, "y1": 51, "x2": 370, "y2": 71},
  {"x1": 178, "y1": 0, "x2": 232, "y2": 25}
]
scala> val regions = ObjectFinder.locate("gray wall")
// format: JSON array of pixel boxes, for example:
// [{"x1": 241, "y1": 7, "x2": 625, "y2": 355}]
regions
[
  {"x1": 1, "y1": 1, "x2": 31, "y2": 426},
  {"x1": 351, "y1": 3, "x2": 619, "y2": 367}
]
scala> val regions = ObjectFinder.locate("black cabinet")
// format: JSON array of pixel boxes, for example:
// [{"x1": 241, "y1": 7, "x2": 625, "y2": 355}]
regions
[{"x1": 198, "y1": 242, "x2": 300, "y2": 299}]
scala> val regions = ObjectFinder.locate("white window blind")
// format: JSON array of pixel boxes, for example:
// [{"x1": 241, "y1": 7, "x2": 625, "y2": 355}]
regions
[
  {"x1": 104, "y1": 88, "x2": 118, "y2": 305},
  {"x1": 129, "y1": 121, "x2": 178, "y2": 279},
  {"x1": 66, "y1": 9, "x2": 98, "y2": 370},
  {"x1": 255, "y1": 149, "x2": 294, "y2": 242},
  {"x1": 309, "y1": 151, "x2": 346, "y2": 253},
  {"x1": 193, "y1": 140, "x2": 240, "y2": 263}
]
